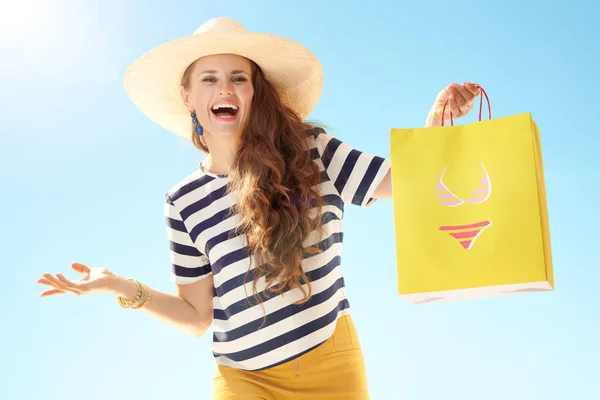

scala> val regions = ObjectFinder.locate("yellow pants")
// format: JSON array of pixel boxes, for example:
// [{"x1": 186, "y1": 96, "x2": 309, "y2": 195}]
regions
[{"x1": 211, "y1": 314, "x2": 369, "y2": 399}]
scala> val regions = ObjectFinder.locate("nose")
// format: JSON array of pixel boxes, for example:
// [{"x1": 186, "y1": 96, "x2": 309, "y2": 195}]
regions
[{"x1": 218, "y1": 80, "x2": 234, "y2": 96}]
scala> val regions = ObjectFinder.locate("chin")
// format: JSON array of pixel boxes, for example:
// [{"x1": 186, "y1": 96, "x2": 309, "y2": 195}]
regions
[{"x1": 208, "y1": 126, "x2": 243, "y2": 139}]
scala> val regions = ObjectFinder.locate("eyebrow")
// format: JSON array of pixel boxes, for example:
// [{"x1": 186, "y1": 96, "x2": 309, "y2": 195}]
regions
[{"x1": 199, "y1": 69, "x2": 249, "y2": 75}]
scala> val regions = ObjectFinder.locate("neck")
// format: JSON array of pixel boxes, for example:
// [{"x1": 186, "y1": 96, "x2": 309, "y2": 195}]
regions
[{"x1": 201, "y1": 133, "x2": 241, "y2": 176}]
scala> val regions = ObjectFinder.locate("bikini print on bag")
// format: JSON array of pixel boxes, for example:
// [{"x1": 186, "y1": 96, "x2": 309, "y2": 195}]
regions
[{"x1": 436, "y1": 162, "x2": 493, "y2": 250}]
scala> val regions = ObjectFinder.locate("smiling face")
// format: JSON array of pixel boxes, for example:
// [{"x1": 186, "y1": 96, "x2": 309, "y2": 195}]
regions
[{"x1": 180, "y1": 54, "x2": 255, "y2": 140}]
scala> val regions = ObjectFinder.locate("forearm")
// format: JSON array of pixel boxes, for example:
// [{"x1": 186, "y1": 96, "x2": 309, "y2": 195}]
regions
[{"x1": 107, "y1": 275, "x2": 212, "y2": 338}]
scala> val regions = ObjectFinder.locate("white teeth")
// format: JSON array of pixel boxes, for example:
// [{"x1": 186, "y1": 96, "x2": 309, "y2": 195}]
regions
[{"x1": 211, "y1": 103, "x2": 239, "y2": 111}]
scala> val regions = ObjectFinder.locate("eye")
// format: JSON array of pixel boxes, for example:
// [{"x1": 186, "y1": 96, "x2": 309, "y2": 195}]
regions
[
  {"x1": 201, "y1": 76, "x2": 217, "y2": 83},
  {"x1": 232, "y1": 76, "x2": 248, "y2": 83}
]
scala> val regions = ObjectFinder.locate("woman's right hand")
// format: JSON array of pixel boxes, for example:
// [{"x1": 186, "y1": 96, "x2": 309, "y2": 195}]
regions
[{"x1": 37, "y1": 262, "x2": 116, "y2": 297}]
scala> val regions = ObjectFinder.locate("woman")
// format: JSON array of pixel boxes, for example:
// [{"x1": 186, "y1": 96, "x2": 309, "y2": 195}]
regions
[{"x1": 36, "y1": 17, "x2": 480, "y2": 399}]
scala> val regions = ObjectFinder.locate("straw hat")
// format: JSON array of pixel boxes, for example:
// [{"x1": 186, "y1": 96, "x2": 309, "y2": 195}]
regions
[{"x1": 123, "y1": 17, "x2": 324, "y2": 140}]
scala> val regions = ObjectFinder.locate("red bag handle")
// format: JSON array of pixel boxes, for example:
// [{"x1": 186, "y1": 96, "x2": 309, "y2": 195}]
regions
[{"x1": 441, "y1": 84, "x2": 491, "y2": 126}]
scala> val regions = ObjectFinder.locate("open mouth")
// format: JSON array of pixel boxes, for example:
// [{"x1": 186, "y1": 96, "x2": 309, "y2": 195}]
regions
[{"x1": 211, "y1": 103, "x2": 239, "y2": 119}]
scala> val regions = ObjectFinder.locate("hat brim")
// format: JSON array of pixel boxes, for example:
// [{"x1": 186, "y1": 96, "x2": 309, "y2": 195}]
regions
[{"x1": 124, "y1": 31, "x2": 324, "y2": 140}]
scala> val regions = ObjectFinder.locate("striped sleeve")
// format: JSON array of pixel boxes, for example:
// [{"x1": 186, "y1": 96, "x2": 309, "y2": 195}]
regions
[
  {"x1": 164, "y1": 195, "x2": 212, "y2": 284},
  {"x1": 314, "y1": 129, "x2": 391, "y2": 207}
]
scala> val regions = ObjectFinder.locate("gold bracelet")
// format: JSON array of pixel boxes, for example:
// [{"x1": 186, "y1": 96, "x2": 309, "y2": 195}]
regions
[
  {"x1": 133, "y1": 284, "x2": 152, "y2": 309},
  {"x1": 118, "y1": 279, "x2": 143, "y2": 308}
]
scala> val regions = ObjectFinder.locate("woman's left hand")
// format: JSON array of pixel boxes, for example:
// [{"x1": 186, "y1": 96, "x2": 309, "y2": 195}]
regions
[{"x1": 425, "y1": 82, "x2": 480, "y2": 127}]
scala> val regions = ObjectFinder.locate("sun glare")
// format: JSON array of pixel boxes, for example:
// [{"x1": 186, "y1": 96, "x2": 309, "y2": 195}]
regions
[{"x1": 0, "y1": 0, "x2": 117, "y2": 85}]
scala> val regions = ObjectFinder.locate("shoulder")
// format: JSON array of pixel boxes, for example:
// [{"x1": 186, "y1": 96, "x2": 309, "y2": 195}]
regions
[
  {"x1": 164, "y1": 165, "x2": 214, "y2": 207},
  {"x1": 305, "y1": 125, "x2": 326, "y2": 139},
  {"x1": 303, "y1": 125, "x2": 335, "y2": 154},
  {"x1": 304, "y1": 125, "x2": 333, "y2": 142}
]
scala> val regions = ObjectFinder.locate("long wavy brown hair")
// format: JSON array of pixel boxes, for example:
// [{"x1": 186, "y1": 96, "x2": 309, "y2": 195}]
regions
[{"x1": 181, "y1": 57, "x2": 325, "y2": 307}]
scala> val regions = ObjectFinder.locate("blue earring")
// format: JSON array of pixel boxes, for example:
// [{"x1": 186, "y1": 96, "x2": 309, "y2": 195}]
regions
[{"x1": 190, "y1": 111, "x2": 203, "y2": 136}]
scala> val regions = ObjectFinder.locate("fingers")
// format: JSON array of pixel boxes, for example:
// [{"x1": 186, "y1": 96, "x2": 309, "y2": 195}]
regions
[
  {"x1": 72, "y1": 262, "x2": 90, "y2": 276},
  {"x1": 446, "y1": 83, "x2": 468, "y2": 115},
  {"x1": 37, "y1": 277, "x2": 54, "y2": 286},
  {"x1": 37, "y1": 272, "x2": 82, "y2": 296},
  {"x1": 56, "y1": 273, "x2": 83, "y2": 295},
  {"x1": 446, "y1": 82, "x2": 480, "y2": 117},
  {"x1": 441, "y1": 95, "x2": 460, "y2": 121},
  {"x1": 37, "y1": 274, "x2": 65, "y2": 297},
  {"x1": 464, "y1": 82, "x2": 480, "y2": 96},
  {"x1": 42, "y1": 273, "x2": 72, "y2": 292},
  {"x1": 41, "y1": 288, "x2": 65, "y2": 297}
]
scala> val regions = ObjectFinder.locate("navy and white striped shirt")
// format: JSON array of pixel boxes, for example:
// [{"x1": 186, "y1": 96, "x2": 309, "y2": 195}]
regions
[{"x1": 163, "y1": 128, "x2": 390, "y2": 371}]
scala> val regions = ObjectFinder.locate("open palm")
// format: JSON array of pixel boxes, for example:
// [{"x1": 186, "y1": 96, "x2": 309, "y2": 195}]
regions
[{"x1": 37, "y1": 262, "x2": 114, "y2": 297}]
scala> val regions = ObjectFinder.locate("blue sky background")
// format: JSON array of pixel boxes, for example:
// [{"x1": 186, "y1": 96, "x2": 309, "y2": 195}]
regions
[{"x1": 2, "y1": 0, "x2": 599, "y2": 399}]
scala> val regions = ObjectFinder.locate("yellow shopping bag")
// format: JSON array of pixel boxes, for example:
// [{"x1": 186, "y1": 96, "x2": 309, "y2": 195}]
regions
[{"x1": 390, "y1": 87, "x2": 554, "y2": 305}]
